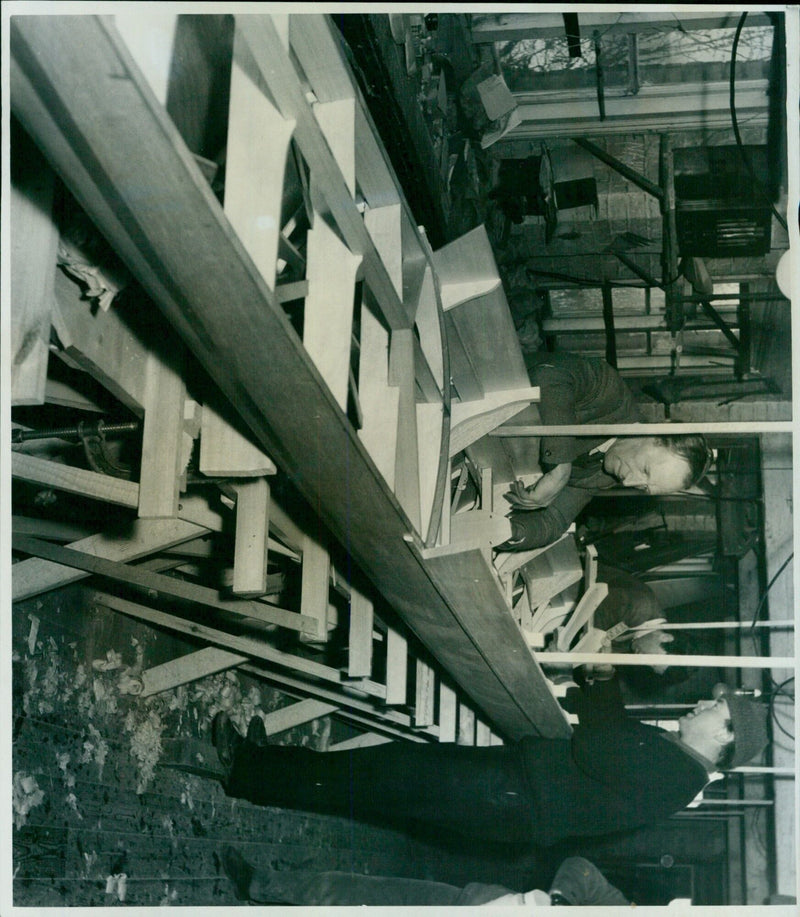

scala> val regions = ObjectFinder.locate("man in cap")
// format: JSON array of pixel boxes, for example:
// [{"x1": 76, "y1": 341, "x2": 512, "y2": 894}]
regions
[
  {"x1": 217, "y1": 850, "x2": 627, "y2": 906},
  {"x1": 209, "y1": 674, "x2": 768, "y2": 847},
  {"x1": 492, "y1": 351, "x2": 712, "y2": 551}
]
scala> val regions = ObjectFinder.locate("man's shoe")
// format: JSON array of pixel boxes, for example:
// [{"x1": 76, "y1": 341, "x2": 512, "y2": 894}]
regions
[
  {"x1": 221, "y1": 845, "x2": 253, "y2": 901},
  {"x1": 211, "y1": 712, "x2": 243, "y2": 771}
]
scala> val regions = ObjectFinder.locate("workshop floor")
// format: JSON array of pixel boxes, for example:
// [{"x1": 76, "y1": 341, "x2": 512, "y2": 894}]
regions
[{"x1": 11, "y1": 582, "x2": 548, "y2": 907}]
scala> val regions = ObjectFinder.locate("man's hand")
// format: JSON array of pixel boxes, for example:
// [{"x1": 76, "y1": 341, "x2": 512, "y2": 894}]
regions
[
  {"x1": 503, "y1": 463, "x2": 572, "y2": 509},
  {"x1": 631, "y1": 629, "x2": 674, "y2": 656},
  {"x1": 503, "y1": 479, "x2": 547, "y2": 509},
  {"x1": 631, "y1": 629, "x2": 674, "y2": 674}
]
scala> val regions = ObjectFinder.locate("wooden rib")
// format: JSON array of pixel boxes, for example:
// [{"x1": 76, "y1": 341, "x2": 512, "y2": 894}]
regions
[{"x1": 304, "y1": 216, "x2": 362, "y2": 410}]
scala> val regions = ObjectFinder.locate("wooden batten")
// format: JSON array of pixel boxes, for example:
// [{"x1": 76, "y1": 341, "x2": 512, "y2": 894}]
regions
[
  {"x1": 12, "y1": 516, "x2": 211, "y2": 602},
  {"x1": 140, "y1": 647, "x2": 247, "y2": 696},
  {"x1": 12, "y1": 451, "x2": 139, "y2": 509}
]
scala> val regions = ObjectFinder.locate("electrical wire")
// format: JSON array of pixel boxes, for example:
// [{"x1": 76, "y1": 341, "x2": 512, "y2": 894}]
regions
[
  {"x1": 768, "y1": 676, "x2": 795, "y2": 742},
  {"x1": 749, "y1": 551, "x2": 793, "y2": 635},
  {"x1": 730, "y1": 12, "x2": 788, "y2": 232}
]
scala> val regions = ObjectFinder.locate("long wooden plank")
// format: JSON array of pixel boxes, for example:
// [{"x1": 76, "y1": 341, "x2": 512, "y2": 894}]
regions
[
  {"x1": 263, "y1": 698, "x2": 338, "y2": 735},
  {"x1": 12, "y1": 452, "x2": 140, "y2": 508},
  {"x1": 304, "y1": 216, "x2": 361, "y2": 410},
  {"x1": 140, "y1": 647, "x2": 247, "y2": 696},
  {"x1": 12, "y1": 515, "x2": 211, "y2": 601},
  {"x1": 421, "y1": 547, "x2": 572, "y2": 738},
  {"x1": 12, "y1": 534, "x2": 318, "y2": 634},
  {"x1": 10, "y1": 14, "x2": 568, "y2": 740}
]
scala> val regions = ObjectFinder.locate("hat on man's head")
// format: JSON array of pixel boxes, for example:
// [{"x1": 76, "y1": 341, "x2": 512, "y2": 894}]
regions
[{"x1": 714, "y1": 684, "x2": 769, "y2": 768}]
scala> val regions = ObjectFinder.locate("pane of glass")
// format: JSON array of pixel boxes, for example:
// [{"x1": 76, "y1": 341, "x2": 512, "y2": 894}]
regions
[
  {"x1": 496, "y1": 33, "x2": 631, "y2": 93},
  {"x1": 637, "y1": 25, "x2": 773, "y2": 86}
]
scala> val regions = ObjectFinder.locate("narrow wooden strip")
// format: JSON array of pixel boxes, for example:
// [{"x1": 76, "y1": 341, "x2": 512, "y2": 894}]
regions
[
  {"x1": 263, "y1": 698, "x2": 337, "y2": 735},
  {"x1": 12, "y1": 451, "x2": 139, "y2": 508},
  {"x1": 140, "y1": 647, "x2": 247, "y2": 696},
  {"x1": 327, "y1": 733, "x2": 393, "y2": 752},
  {"x1": 13, "y1": 534, "x2": 317, "y2": 634},
  {"x1": 542, "y1": 652, "x2": 795, "y2": 668},
  {"x1": 12, "y1": 516, "x2": 210, "y2": 601}
]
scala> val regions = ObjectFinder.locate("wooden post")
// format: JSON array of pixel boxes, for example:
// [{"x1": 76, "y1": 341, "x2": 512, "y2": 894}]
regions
[
  {"x1": 347, "y1": 585, "x2": 374, "y2": 678},
  {"x1": 438, "y1": 681, "x2": 457, "y2": 742},
  {"x1": 385, "y1": 625, "x2": 408, "y2": 705},
  {"x1": 232, "y1": 478, "x2": 272, "y2": 597},
  {"x1": 300, "y1": 533, "x2": 331, "y2": 642},
  {"x1": 138, "y1": 348, "x2": 186, "y2": 518},
  {"x1": 414, "y1": 659, "x2": 436, "y2": 727}
]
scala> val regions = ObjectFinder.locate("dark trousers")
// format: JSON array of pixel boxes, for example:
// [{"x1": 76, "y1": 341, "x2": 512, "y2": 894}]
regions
[
  {"x1": 227, "y1": 739, "x2": 535, "y2": 843},
  {"x1": 249, "y1": 870, "x2": 514, "y2": 906}
]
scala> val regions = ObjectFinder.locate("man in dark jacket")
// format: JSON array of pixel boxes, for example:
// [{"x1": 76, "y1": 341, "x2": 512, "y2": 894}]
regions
[
  {"x1": 496, "y1": 352, "x2": 712, "y2": 550},
  {"x1": 210, "y1": 678, "x2": 767, "y2": 847},
  {"x1": 218, "y1": 850, "x2": 627, "y2": 906}
]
